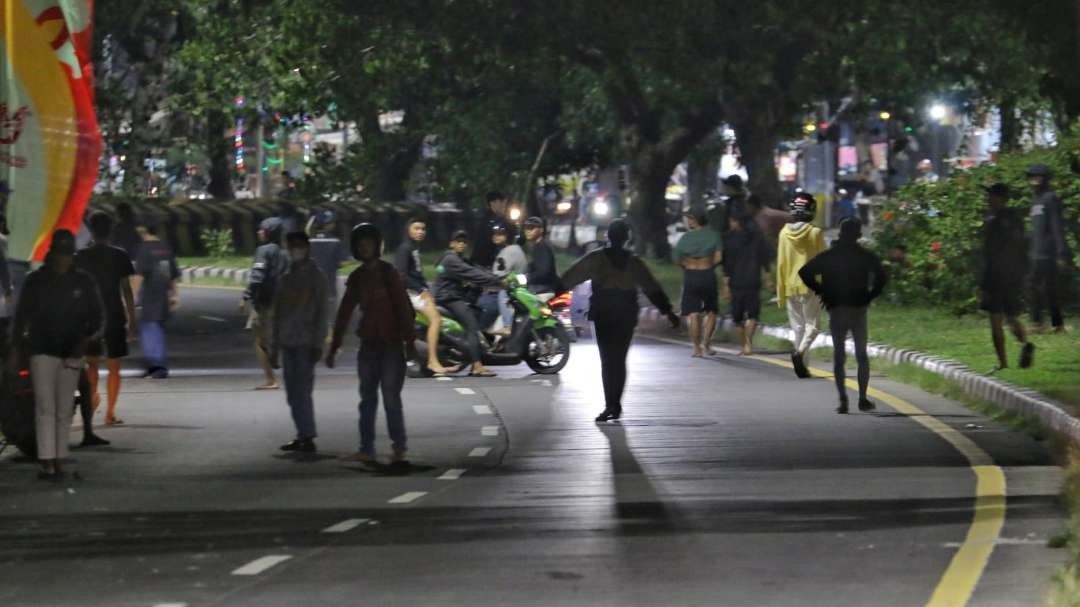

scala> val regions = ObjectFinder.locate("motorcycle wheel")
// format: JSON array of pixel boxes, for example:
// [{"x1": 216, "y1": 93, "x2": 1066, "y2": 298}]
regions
[{"x1": 525, "y1": 325, "x2": 571, "y2": 374}]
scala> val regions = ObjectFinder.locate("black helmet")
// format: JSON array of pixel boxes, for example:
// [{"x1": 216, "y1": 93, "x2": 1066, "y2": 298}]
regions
[
  {"x1": 788, "y1": 192, "x2": 817, "y2": 222},
  {"x1": 350, "y1": 222, "x2": 382, "y2": 260},
  {"x1": 1026, "y1": 163, "x2": 1052, "y2": 178}
]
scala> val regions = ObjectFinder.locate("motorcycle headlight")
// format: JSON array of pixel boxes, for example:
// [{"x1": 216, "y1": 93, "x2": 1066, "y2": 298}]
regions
[
  {"x1": 593, "y1": 200, "x2": 610, "y2": 217},
  {"x1": 515, "y1": 274, "x2": 528, "y2": 286}
]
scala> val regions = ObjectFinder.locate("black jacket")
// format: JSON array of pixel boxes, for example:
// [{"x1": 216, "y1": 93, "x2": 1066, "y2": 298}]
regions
[
  {"x1": 13, "y1": 265, "x2": 105, "y2": 358},
  {"x1": 393, "y1": 240, "x2": 428, "y2": 292},
  {"x1": 982, "y1": 207, "x2": 1028, "y2": 289},
  {"x1": 433, "y1": 250, "x2": 503, "y2": 304},
  {"x1": 244, "y1": 243, "x2": 287, "y2": 309},
  {"x1": 526, "y1": 239, "x2": 559, "y2": 293},
  {"x1": 471, "y1": 212, "x2": 511, "y2": 269},
  {"x1": 798, "y1": 242, "x2": 888, "y2": 309},
  {"x1": 721, "y1": 224, "x2": 772, "y2": 290}
]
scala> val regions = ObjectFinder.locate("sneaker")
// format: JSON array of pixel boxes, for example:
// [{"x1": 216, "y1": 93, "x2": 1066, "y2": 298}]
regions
[
  {"x1": 280, "y1": 439, "x2": 304, "y2": 452},
  {"x1": 791, "y1": 352, "x2": 811, "y2": 379},
  {"x1": 1019, "y1": 342, "x2": 1035, "y2": 369},
  {"x1": 149, "y1": 367, "x2": 169, "y2": 379},
  {"x1": 836, "y1": 401, "x2": 849, "y2": 414},
  {"x1": 79, "y1": 434, "x2": 111, "y2": 447},
  {"x1": 340, "y1": 451, "x2": 376, "y2": 464},
  {"x1": 390, "y1": 448, "x2": 409, "y2": 465},
  {"x1": 858, "y1": 398, "x2": 876, "y2": 412}
]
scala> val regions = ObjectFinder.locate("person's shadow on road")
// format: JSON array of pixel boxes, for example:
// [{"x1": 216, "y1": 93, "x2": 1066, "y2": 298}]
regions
[{"x1": 597, "y1": 423, "x2": 672, "y2": 529}]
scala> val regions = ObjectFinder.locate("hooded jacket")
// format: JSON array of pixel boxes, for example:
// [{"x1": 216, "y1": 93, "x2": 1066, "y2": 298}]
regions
[{"x1": 776, "y1": 222, "x2": 827, "y2": 305}]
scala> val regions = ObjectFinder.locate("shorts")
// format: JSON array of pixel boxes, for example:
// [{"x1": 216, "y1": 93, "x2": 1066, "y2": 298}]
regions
[
  {"x1": 85, "y1": 322, "x2": 129, "y2": 359},
  {"x1": 730, "y1": 289, "x2": 761, "y2": 324},
  {"x1": 680, "y1": 269, "x2": 718, "y2": 315},
  {"x1": 980, "y1": 284, "x2": 1023, "y2": 316},
  {"x1": 253, "y1": 307, "x2": 274, "y2": 352}
]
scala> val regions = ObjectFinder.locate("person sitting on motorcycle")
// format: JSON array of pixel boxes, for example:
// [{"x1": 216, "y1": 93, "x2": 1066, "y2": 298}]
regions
[
  {"x1": 479, "y1": 224, "x2": 527, "y2": 334},
  {"x1": 433, "y1": 230, "x2": 505, "y2": 377},
  {"x1": 393, "y1": 218, "x2": 455, "y2": 375}
]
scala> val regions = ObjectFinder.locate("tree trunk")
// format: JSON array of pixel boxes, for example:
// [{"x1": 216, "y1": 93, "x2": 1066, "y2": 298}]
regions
[
  {"x1": 734, "y1": 116, "x2": 783, "y2": 209},
  {"x1": 686, "y1": 153, "x2": 718, "y2": 209},
  {"x1": 374, "y1": 139, "x2": 421, "y2": 202},
  {"x1": 206, "y1": 110, "x2": 234, "y2": 199},
  {"x1": 628, "y1": 161, "x2": 674, "y2": 260},
  {"x1": 999, "y1": 98, "x2": 1020, "y2": 152}
]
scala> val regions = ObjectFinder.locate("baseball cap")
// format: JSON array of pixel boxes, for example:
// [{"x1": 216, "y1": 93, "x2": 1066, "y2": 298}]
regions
[{"x1": 523, "y1": 216, "x2": 544, "y2": 229}]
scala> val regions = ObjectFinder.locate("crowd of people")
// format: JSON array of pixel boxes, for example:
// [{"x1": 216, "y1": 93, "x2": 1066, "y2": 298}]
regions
[{"x1": 4, "y1": 164, "x2": 1072, "y2": 478}]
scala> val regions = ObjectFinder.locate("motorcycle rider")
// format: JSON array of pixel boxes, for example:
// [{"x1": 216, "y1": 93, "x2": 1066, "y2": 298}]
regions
[
  {"x1": 561, "y1": 219, "x2": 679, "y2": 422},
  {"x1": 393, "y1": 217, "x2": 455, "y2": 375},
  {"x1": 480, "y1": 224, "x2": 527, "y2": 332},
  {"x1": 523, "y1": 217, "x2": 558, "y2": 297},
  {"x1": 433, "y1": 230, "x2": 504, "y2": 377}
]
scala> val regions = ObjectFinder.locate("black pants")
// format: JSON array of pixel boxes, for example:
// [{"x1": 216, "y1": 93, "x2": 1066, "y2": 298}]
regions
[
  {"x1": 1030, "y1": 259, "x2": 1064, "y2": 328},
  {"x1": 445, "y1": 300, "x2": 484, "y2": 363},
  {"x1": 592, "y1": 294, "x2": 638, "y2": 413}
]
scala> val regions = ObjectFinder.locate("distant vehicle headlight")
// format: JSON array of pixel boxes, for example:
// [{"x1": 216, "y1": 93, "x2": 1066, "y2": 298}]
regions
[
  {"x1": 556, "y1": 201, "x2": 573, "y2": 213},
  {"x1": 509, "y1": 207, "x2": 522, "y2": 221},
  {"x1": 593, "y1": 200, "x2": 610, "y2": 217}
]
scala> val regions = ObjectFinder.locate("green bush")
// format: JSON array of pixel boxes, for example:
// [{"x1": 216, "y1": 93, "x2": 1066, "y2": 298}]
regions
[
  {"x1": 873, "y1": 138, "x2": 1080, "y2": 314},
  {"x1": 200, "y1": 227, "x2": 236, "y2": 259}
]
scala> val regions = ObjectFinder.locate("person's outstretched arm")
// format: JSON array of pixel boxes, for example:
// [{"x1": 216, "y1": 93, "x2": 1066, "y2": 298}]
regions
[
  {"x1": 444, "y1": 253, "x2": 504, "y2": 288},
  {"x1": 559, "y1": 251, "x2": 597, "y2": 291},
  {"x1": 631, "y1": 258, "x2": 675, "y2": 313}
]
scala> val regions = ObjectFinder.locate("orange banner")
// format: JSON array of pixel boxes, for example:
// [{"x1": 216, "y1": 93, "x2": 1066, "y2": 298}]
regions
[{"x1": 1, "y1": 0, "x2": 101, "y2": 261}]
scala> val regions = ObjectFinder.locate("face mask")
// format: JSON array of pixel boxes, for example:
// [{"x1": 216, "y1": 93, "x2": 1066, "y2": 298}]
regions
[{"x1": 289, "y1": 248, "x2": 308, "y2": 262}]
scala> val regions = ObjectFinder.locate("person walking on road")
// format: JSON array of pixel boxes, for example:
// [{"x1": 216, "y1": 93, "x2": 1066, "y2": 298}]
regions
[
  {"x1": 798, "y1": 218, "x2": 888, "y2": 414},
  {"x1": 523, "y1": 216, "x2": 559, "y2": 297},
  {"x1": 244, "y1": 218, "x2": 287, "y2": 390},
  {"x1": 393, "y1": 218, "x2": 455, "y2": 375},
  {"x1": 433, "y1": 230, "x2": 504, "y2": 377},
  {"x1": 1026, "y1": 164, "x2": 1070, "y2": 334},
  {"x1": 561, "y1": 219, "x2": 680, "y2": 422},
  {"x1": 75, "y1": 211, "x2": 136, "y2": 429},
  {"x1": 307, "y1": 210, "x2": 349, "y2": 331},
  {"x1": 722, "y1": 211, "x2": 772, "y2": 355},
  {"x1": 132, "y1": 219, "x2": 180, "y2": 379},
  {"x1": 329, "y1": 224, "x2": 415, "y2": 465},
  {"x1": 777, "y1": 192, "x2": 827, "y2": 378},
  {"x1": 271, "y1": 232, "x2": 329, "y2": 453},
  {"x1": 979, "y1": 183, "x2": 1035, "y2": 373},
  {"x1": 673, "y1": 207, "x2": 721, "y2": 357},
  {"x1": 11, "y1": 230, "x2": 104, "y2": 480}
]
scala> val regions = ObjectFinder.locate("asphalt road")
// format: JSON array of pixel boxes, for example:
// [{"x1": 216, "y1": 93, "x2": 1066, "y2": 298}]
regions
[{"x1": 0, "y1": 285, "x2": 1066, "y2": 606}]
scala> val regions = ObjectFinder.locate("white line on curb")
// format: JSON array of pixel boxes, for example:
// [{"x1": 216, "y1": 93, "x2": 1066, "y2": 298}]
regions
[
  {"x1": 472, "y1": 405, "x2": 493, "y2": 415},
  {"x1": 321, "y1": 518, "x2": 371, "y2": 533},
  {"x1": 231, "y1": 555, "x2": 292, "y2": 576},
  {"x1": 388, "y1": 491, "x2": 428, "y2": 504},
  {"x1": 455, "y1": 387, "x2": 475, "y2": 395},
  {"x1": 481, "y1": 426, "x2": 499, "y2": 436},
  {"x1": 469, "y1": 447, "x2": 492, "y2": 457},
  {"x1": 439, "y1": 469, "x2": 466, "y2": 480}
]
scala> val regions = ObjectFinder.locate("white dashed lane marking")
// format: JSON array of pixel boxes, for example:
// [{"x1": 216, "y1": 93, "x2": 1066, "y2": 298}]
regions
[
  {"x1": 481, "y1": 426, "x2": 499, "y2": 436},
  {"x1": 321, "y1": 518, "x2": 371, "y2": 533},
  {"x1": 198, "y1": 315, "x2": 228, "y2": 323},
  {"x1": 472, "y1": 405, "x2": 493, "y2": 415},
  {"x1": 388, "y1": 491, "x2": 428, "y2": 504},
  {"x1": 455, "y1": 387, "x2": 476, "y2": 395},
  {"x1": 439, "y1": 469, "x2": 466, "y2": 480},
  {"x1": 153, "y1": 603, "x2": 188, "y2": 607},
  {"x1": 231, "y1": 555, "x2": 293, "y2": 576},
  {"x1": 469, "y1": 447, "x2": 492, "y2": 457},
  {"x1": 435, "y1": 376, "x2": 453, "y2": 382}
]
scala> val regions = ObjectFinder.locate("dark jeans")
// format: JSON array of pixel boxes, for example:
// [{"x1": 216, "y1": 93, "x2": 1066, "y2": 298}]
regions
[
  {"x1": 357, "y1": 344, "x2": 407, "y2": 456},
  {"x1": 592, "y1": 294, "x2": 638, "y2": 413},
  {"x1": 1030, "y1": 259, "x2": 1064, "y2": 328},
  {"x1": 444, "y1": 300, "x2": 483, "y2": 363},
  {"x1": 283, "y1": 347, "x2": 317, "y2": 439},
  {"x1": 476, "y1": 291, "x2": 501, "y2": 330}
]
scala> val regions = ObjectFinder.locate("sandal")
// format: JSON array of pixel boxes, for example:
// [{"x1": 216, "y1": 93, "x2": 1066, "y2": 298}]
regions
[
  {"x1": 105, "y1": 417, "x2": 124, "y2": 426},
  {"x1": 468, "y1": 369, "x2": 497, "y2": 377}
]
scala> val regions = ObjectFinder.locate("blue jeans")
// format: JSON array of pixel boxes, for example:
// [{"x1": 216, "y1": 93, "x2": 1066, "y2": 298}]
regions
[
  {"x1": 477, "y1": 291, "x2": 501, "y2": 330},
  {"x1": 139, "y1": 321, "x2": 167, "y2": 370},
  {"x1": 357, "y1": 344, "x2": 407, "y2": 456},
  {"x1": 283, "y1": 347, "x2": 317, "y2": 439}
]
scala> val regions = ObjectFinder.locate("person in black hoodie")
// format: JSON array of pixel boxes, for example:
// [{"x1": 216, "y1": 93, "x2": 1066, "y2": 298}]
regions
[
  {"x1": 471, "y1": 192, "x2": 509, "y2": 269},
  {"x1": 980, "y1": 183, "x2": 1035, "y2": 373},
  {"x1": 722, "y1": 211, "x2": 772, "y2": 355},
  {"x1": 433, "y1": 230, "x2": 505, "y2": 377},
  {"x1": 12, "y1": 230, "x2": 104, "y2": 480},
  {"x1": 523, "y1": 216, "x2": 558, "y2": 295},
  {"x1": 561, "y1": 220, "x2": 679, "y2": 422},
  {"x1": 798, "y1": 218, "x2": 887, "y2": 414}
]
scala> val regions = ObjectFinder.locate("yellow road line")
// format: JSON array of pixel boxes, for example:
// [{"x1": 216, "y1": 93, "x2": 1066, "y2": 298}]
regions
[{"x1": 645, "y1": 334, "x2": 1006, "y2": 606}]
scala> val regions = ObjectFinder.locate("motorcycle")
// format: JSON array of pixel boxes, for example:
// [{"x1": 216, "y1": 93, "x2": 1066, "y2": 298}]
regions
[{"x1": 410, "y1": 273, "x2": 572, "y2": 376}]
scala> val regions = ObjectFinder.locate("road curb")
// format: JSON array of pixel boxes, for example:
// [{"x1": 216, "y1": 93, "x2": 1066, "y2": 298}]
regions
[
  {"x1": 181, "y1": 266, "x2": 251, "y2": 285},
  {"x1": 639, "y1": 310, "x2": 1080, "y2": 445}
]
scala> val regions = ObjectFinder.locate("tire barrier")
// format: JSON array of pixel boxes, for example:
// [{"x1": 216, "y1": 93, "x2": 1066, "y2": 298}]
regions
[{"x1": 85, "y1": 197, "x2": 464, "y2": 257}]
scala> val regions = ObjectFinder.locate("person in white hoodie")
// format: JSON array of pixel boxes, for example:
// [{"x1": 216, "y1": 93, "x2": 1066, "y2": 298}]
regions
[{"x1": 775, "y1": 193, "x2": 827, "y2": 378}]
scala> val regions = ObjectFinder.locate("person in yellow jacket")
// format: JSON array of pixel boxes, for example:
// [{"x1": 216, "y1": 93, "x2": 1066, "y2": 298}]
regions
[{"x1": 776, "y1": 192, "x2": 827, "y2": 378}]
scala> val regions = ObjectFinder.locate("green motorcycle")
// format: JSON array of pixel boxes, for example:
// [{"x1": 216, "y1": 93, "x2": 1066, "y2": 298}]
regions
[{"x1": 411, "y1": 273, "x2": 572, "y2": 375}]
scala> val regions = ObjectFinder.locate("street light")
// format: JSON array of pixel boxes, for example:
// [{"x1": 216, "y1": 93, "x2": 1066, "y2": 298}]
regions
[
  {"x1": 928, "y1": 103, "x2": 948, "y2": 122},
  {"x1": 879, "y1": 111, "x2": 891, "y2": 121}
]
